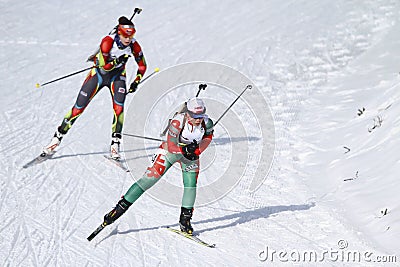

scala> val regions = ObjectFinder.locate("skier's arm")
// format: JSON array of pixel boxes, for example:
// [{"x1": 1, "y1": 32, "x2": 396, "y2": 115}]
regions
[
  {"x1": 197, "y1": 134, "x2": 213, "y2": 154},
  {"x1": 94, "y1": 36, "x2": 117, "y2": 71},
  {"x1": 167, "y1": 118, "x2": 183, "y2": 154},
  {"x1": 131, "y1": 41, "x2": 147, "y2": 83},
  {"x1": 196, "y1": 118, "x2": 214, "y2": 155}
]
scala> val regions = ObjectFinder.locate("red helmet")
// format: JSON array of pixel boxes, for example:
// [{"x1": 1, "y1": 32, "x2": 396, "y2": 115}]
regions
[{"x1": 118, "y1": 24, "x2": 136, "y2": 38}]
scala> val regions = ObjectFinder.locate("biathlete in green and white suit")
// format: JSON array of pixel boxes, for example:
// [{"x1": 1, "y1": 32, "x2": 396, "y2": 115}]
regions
[{"x1": 103, "y1": 97, "x2": 214, "y2": 234}]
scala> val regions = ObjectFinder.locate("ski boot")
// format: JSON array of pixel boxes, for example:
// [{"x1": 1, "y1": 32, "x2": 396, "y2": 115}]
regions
[
  {"x1": 42, "y1": 127, "x2": 64, "y2": 156},
  {"x1": 179, "y1": 207, "x2": 194, "y2": 235},
  {"x1": 110, "y1": 133, "x2": 122, "y2": 160},
  {"x1": 103, "y1": 197, "x2": 132, "y2": 225}
]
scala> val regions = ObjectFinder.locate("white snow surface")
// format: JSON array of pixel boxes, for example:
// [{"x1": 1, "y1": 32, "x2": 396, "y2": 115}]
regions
[{"x1": 1, "y1": 0, "x2": 400, "y2": 266}]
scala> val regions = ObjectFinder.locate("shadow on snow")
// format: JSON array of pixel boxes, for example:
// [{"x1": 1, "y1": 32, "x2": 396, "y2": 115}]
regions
[{"x1": 101, "y1": 203, "x2": 315, "y2": 242}]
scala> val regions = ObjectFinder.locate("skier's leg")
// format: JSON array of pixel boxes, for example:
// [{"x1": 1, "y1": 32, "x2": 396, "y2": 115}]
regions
[
  {"x1": 124, "y1": 151, "x2": 176, "y2": 203},
  {"x1": 108, "y1": 74, "x2": 127, "y2": 159},
  {"x1": 178, "y1": 159, "x2": 200, "y2": 234},
  {"x1": 180, "y1": 159, "x2": 199, "y2": 208},
  {"x1": 110, "y1": 78, "x2": 127, "y2": 135},
  {"x1": 43, "y1": 69, "x2": 102, "y2": 154},
  {"x1": 59, "y1": 69, "x2": 102, "y2": 133},
  {"x1": 104, "y1": 151, "x2": 178, "y2": 225}
]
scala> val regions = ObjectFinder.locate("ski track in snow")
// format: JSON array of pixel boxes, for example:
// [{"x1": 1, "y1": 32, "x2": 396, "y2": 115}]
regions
[{"x1": 1, "y1": 0, "x2": 400, "y2": 266}]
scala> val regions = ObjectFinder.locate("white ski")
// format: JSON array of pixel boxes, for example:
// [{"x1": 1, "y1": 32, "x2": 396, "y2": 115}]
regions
[
  {"x1": 103, "y1": 155, "x2": 130, "y2": 172},
  {"x1": 22, "y1": 152, "x2": 56, "y2": 169},
  {"x1": 166, "y1": 227, "x2": 216, "y2": 248}
]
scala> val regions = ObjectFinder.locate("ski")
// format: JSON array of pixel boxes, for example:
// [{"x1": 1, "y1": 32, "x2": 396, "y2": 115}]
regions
[
  {"x1": 166, "y1": 227, "x2": 216, "y2": 248},
  {"x1": 87, "y1": 222, "x2": 108, "y2": 241},
  {"x1": 103, "y1": 155, "x2": 130, "y2": 172},
  {"x1": 22, "y1": 152, "x2": 55, "y2": 169}
]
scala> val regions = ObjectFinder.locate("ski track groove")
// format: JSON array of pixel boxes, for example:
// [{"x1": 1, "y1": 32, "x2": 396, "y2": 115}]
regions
[
  {"x1": 0, "y1": 110, "x2": 40, "y2": 265},
  {"x1": 53, "y1": 145, "x2": 119, "y2": 265},
  {"x1": 107, "y1": 226, "x2": 119, "y2": 267},
  {"x1": 0, "y1": 167, "x2": 10, "y2": 218},
  {"x1": 0, "y1": 112, "x2": 18, "y2": 215},
  {"x1": 20, "y1": 214, "x2": 40, "y2": 267},
  {"x1": 101, "y1": 164, "x2": 134, "y2": 266},
  {"x1": 60, "y1": 177, "x2": 81, "y2": 233},
  {"x1": 5, "y1": 174, "x2": 40, "y2": 266},
  {"x1": 64, "y1": 185, "x2": 88, "y2": 240},
  {"x1": 0, "y1": 214, "x2": 16, "y2": 236},
  {"x1": 134, "y1": 212, "x2": 148, "y2": 266},
  {"x1": 64, "y1": 241, "x2": 106, "y2": 266},
  {"x1": 65, "y1": 199, "x2": 102, "y2": 241},
  {"x1": 3, "y1": 218, "x2": 20, "y2": 266},
  {"x1": 44, "y1": 199, "x2": 60, "y2": 267}
]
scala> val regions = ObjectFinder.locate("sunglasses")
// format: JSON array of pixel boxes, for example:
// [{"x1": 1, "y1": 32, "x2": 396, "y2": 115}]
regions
[
  {"x1": 119, "y1": 25, "x2": 135, "y2": 38},
  {"x1": 188, "y1": 111, "x2": 206, "y2": 119}
]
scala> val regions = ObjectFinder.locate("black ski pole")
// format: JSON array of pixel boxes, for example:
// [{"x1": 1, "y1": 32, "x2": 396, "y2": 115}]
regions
[
  {"x1": 36, "y1": 66, "x2": 94, "y2": 88},
  {"x1": 196, "y1": 84, "x2": 207, "y2": 97},
  {"x1": 123, "y1": 133, "x2": 163, "y2": 142},
  {"x1": 214, "y1": 84, "x2": 252, "y2": 126}
]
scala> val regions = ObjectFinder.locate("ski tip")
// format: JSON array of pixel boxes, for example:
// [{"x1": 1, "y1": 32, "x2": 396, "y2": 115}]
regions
[
  {"x1": 154, "y1": 67, "x2": 160, "y2": 72},
  {"x1": 35, "y1": 83, "x2": 41, "y2": 88},
  {"x1": 87, "y1": 222, "x2": 107, "y2": 241}
]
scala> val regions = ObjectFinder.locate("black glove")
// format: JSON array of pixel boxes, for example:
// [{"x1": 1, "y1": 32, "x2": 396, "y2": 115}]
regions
[
  {"x1": 114, "y1": 54, "x2": 130, "y2": 65},
  {"x1": 181, "y1": 140, "x2": 199, "y2": 161},
  {"x1": 128, "y1": 80, "x2": 139, "y2": 93}
]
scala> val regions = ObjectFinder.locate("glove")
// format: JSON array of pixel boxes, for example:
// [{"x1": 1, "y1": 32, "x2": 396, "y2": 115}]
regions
[
  {"x1": 114, "y1": 54, "x2": 130, "y2": 65},
  {"x1": 128, "y1": 80, "x2": 139, "y2": 93},
  {"x1": 128, "y1": 74, "x2": 142, "y2": 93},
  {"x1": 181, "y1": 140, "x2": 199, "y2": 161}
]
